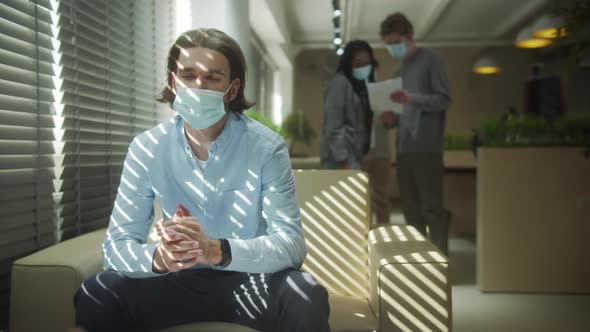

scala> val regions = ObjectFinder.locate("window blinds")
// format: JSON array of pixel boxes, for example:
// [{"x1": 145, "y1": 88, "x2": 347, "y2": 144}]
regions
[
  {"x1": 0, "y1": 0, "x2": 174, "y2": 325},
  {"x1": 0, "y1": 0, "x2": 57, "y2": 325}
]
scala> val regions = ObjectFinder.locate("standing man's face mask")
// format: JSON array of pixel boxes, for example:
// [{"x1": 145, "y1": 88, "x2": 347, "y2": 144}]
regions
[
  {"x1": 172, "y1": 83, "x2": 232, "y2": 130},
  {"x1": 352, "y1": 64, "x2": 372, "y2": 80},
  {"x1": 386, "y1": 41, "x2": 408, "y2": 60}
]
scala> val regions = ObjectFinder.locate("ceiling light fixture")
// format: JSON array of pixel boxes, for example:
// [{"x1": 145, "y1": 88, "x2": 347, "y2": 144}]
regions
[
  {"x1": 515, "y1": 25, "x2": 553, "y2": 48},
  {"x1": 472, "y1": 56, "x2": 501, "y2": 74},
  {"x1": 332, "y1": 0, "x2": 344, "y2": 56},
  {"x1": 532, "y1": 14, "x2": 567, "y2": 39}
]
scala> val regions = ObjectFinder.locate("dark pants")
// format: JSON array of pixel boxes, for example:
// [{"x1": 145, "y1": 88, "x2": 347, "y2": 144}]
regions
[
  {"x1": 74, "y1": 269, "x2": 330, "y2": 332},
  {"x1": 397, "y1": 153, "x2": 450, "y2": 255}
]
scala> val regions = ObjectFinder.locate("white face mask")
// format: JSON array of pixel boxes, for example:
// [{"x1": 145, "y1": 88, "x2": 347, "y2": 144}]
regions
[
  {"x1": 352, "y1": 64, "x2": 372, "y2": 80},
  {"x1": 386, "y1": 41, "x2": 408, "y2": 60},
  {"x1": 172, "y1": 83, "x2": 232, "y2": 130}
]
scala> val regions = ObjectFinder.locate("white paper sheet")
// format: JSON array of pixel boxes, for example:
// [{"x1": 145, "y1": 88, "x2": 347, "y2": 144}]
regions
[{"x1": 366, "y1": 78, "x2": 403, "y2": 113}]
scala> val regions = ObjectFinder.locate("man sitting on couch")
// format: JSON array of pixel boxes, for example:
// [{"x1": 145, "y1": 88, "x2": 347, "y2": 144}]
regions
[{"x1": 73, "y1": 28, "x2": 330, "y2": 332}]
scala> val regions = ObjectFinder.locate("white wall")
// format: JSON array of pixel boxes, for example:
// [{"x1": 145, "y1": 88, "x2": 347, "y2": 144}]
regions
[
  {"x1": 250, "y1": 0, "x2": 295, "y2": 125},
  {"x1": 187, "y1": 0, "x2": 256, "y2": 102}
]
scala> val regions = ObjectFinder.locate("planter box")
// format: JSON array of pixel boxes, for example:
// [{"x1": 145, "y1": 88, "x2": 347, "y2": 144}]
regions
[{"x1": 477, "y1": 147, "x2": 590, "y2": 293}]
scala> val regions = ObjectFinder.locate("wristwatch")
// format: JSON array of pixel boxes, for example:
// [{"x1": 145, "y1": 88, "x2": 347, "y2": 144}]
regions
[{"x1": 216, "y1": 238, "x2": 232, "y2": 268}]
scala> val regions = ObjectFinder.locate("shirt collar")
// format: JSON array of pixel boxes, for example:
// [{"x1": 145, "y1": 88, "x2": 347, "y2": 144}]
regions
[{"x1": 176, "y1": 112, "x2": 240, "y2": 159}]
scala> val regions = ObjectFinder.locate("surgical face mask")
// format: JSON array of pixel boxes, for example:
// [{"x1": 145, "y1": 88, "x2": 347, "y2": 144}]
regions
[
  {"x1": 386, "y1": 41, "x2": 407, "y2": 60},
  {"x1": 352, "y1": 64, "x2": 372, "y2": 80},
  {"x1": 172, "y1": 83, "x2": 232, "y2": 130}
]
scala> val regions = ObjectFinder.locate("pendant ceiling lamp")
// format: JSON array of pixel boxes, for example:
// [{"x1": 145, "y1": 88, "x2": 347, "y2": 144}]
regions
[
  {"x1": 532, "y1": 14, "x2": 567, "y2": 39},
  {"x1": 515, "y1": 25, "x2": 553, "y2": 49},
  {"x1": 472, "y1": 56, "x2": 501, "y2": 74}
]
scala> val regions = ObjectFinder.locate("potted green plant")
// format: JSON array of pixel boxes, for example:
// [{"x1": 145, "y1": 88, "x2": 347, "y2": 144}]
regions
[
  {"x1": 479, "y1": 113, "x2": 590, "y2": 149},
  {"x1": 279, "y1": 111, "x2": 316, "y2": 156},
  {"x1": 444, "y1": 133, "x2": 471, "y2": 151}
]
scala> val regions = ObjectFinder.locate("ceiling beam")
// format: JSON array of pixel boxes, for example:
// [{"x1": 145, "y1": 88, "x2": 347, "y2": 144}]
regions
[
  {"x1": 493, "y1": 0, "x2": 550, "y2": 38},
  {"x1": 250, "y1": 29, "x2": 279, "y2": 70},
  {"x1": 249, "y1": 0, "x2": 286, "y2": 44},
  {"x1": 415, "y1": 39, "x2": 513, "y2": 47},
  {"x1": 249, "y1": 0, "x2": 293, "y2": 66},
  {"x1": 296, "y1": 39, "x2": 514, "y2": 50},
  {"x1": 342, "y1": 0, "x2": 356, "y2": 43},
  {"x1": 415, "y1": 0, "x2": 453, "y2": 39}
]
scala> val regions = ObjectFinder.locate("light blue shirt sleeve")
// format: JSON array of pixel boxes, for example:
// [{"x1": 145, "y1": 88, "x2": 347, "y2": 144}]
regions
[
  {"x1": 102, "y1": 139, "x2": 161, "y2": 278},
  {"x1": 226, "y1": 137, "x2": 307, "y2": 273}
]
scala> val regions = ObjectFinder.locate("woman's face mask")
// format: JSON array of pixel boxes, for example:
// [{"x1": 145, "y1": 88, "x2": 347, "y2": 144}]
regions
[
  {"x1": 352, "y1": 64, "x2": 372, "y2": 80},
  {"x1": 172, "y1": 83, "x2": 232, "y2": 130},
  {"x1": 351, "y1": 50, "x2": 372, "y2": 80}
]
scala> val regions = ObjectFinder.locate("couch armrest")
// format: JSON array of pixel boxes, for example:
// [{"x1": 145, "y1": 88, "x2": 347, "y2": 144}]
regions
[
  {"x1": 368, "y1": 225, "x2": 452, "y2": 332},
  {"x1": 10, "y1": 228, "x2": 106, "y2": 332}
]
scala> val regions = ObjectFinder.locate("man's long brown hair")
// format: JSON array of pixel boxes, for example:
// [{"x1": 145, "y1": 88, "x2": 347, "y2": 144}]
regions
[{"x1": 156, "y1": 28, "x2": 255, "y2": 113}]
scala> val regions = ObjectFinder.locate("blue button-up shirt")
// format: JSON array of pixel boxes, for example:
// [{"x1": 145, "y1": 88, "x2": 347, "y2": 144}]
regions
[{"x1": 103, "y1": 113, "x2": 307, "y2": 277}]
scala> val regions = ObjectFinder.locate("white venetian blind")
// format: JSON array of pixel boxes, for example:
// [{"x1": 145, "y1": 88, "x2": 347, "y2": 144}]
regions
[
  {"x1": 55, "y1": 0, "x2": 174, "y2": 239},
  {"x1": 0, "y1": 0, "x2": 175, "y2": 326},
  {"x1": 0, "y1": 0, "x2": 58, "y2": 324}
]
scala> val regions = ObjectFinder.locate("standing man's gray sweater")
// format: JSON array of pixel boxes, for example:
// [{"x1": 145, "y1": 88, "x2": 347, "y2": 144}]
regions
[{"x1": 393, "y1": 48, "x2": 451, "y2": 155}]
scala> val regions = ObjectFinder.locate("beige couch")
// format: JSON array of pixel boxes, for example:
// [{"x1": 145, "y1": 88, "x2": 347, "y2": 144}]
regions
[{"x1": 10, "y1": 170, "x2": 452, "y2": 332}]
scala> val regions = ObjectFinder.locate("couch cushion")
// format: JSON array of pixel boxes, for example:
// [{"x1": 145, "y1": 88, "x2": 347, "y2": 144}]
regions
[
  {"x1": 368, "y1": 225, "x2": 452, "y2": 332},
  {"x1": 10, "y1": 229, "x2": 106, "y2": 332},
  {"x1": 159, "y1": 294, "x2": 378, "y2": 332},
  {"x1": 293, "y1": 170, "x2": 371, "y2": 300},
  {"x1": 13, "y1": 228, "x2": 105, "y2": 272}
]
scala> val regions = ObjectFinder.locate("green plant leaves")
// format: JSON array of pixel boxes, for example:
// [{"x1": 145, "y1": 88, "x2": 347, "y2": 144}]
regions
[
  {"x1": 479, "y1": 113, "x2": 590, "y2": 148},
  {"x1": 279, "y1": 111, "x2": 317, "y2": 146}
]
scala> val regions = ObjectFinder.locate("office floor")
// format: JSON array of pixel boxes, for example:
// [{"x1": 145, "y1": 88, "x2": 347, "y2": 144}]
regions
[{"x1": 388, "y1": 211, "x2": 590, "y2": 332}]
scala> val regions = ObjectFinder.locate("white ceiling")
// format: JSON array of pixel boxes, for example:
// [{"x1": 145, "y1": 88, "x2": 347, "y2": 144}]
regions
[{"x1": 285, "y1": 0, "x2": 552, "y2": 48}]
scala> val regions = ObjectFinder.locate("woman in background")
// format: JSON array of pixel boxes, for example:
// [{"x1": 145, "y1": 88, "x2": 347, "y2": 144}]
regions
[
  {"x1": 320, "y1": 40, "x2": 376, "y2": 169},
  {"x1": 320, "y1": 40, "x2": 392, "y2": 224}
]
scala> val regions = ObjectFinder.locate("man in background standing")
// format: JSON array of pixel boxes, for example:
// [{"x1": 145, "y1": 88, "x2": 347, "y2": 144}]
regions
[{"x1": 379, "y1": 12, "x2": 452, "y2": 255}]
